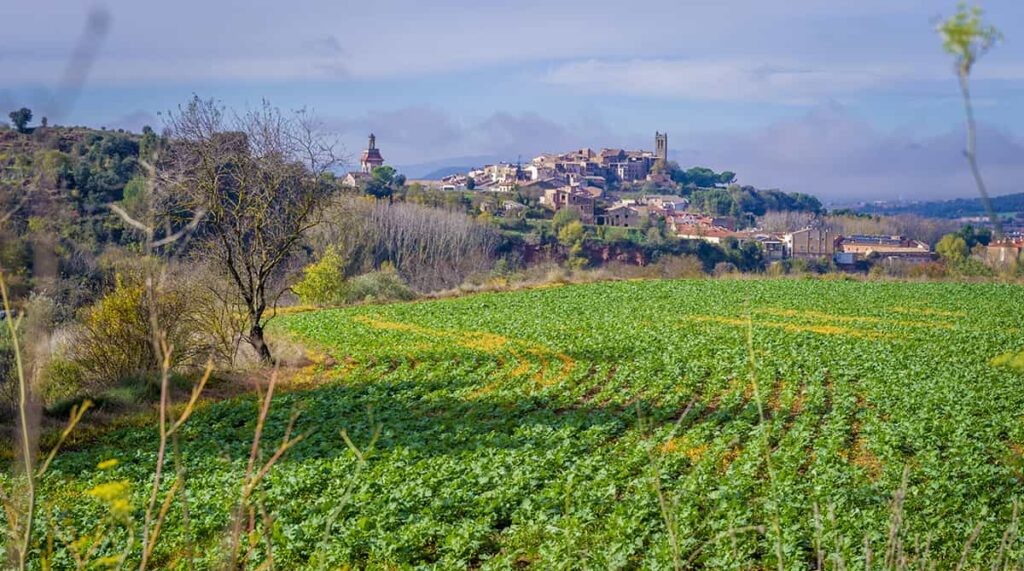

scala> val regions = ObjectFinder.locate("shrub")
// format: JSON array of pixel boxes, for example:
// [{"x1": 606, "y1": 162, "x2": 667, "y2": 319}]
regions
[
  {"x1": 293, "y1": 246, "x2": 347, "y2": 306},
  {"x1": 557, "y1": 221, "x2": 584, "y2": 247},
  {"x1": 950, "y1": 257, "x2": 994, "y2": 277},
  {"x1": 344, "y1": 264, "x2": 417, "y2": 304},
  {"x1": 653, "y1": 254, "x2": 704, "y2": 279},
  {"x1": 766, "y1": 261, "x2": 787, "y2": 277},
  {"x1": 293, "y1": 252, "x2": 417, "y2": 307},
  {"x1": 40, "y1": 357, "x2": 86, "y2": 406},
  {"x1": 70, "y1": 273, "x2": 202, "y2": 387},
  {"x1": 551, "y1": 208, "x2": 581, "y2": 233},
  {"x1": 936, "y1": 233, "x2": 969, "y2": 263},
  {"x1": 713, "y1": 261, "x2": 737, "y2": 276}
]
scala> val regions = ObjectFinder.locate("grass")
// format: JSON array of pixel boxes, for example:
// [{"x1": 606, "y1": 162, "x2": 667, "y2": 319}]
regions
[{"x1": 16, "y1": 278, "x2": 1024, "y2": 568}]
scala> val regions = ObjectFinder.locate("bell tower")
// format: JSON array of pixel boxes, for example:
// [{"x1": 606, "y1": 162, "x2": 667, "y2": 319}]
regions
[
  {"x1": 655, "y1": 131, "x2": 668, "y2": 162},
  {"x1": 360, "y1": 133, "x2": 385, "y2": 173}
]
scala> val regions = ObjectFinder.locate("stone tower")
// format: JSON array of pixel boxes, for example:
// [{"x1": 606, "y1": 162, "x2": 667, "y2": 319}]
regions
[
  {"x1": 655, "y1": 131, "x2": 668, "y2": 162},
  {"x1": 360, "y1": 133, "x2": 385, "y2": 173}
]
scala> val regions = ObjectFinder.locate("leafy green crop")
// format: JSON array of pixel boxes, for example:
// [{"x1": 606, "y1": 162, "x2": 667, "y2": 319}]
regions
[{"x1": 31, "y1": 279, "x2": 1024, "y2": 568}]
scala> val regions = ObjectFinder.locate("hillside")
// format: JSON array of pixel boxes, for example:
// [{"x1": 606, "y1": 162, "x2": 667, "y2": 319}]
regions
[
  {"x1": 39, "y1": 279, "x2": 1024, "y2": 568},
  {"x1": 857, "y1": 192, "x2": 1024, "y2": 218},
  {"x1": 0, "y1": 125, "x2": 151, "y2": 307}
]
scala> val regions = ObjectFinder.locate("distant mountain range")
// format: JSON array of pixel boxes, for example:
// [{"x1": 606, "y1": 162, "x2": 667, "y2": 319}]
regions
[
  {"x1": 394, "y1": 155, "x2": 511, "y2": 179},
  {"x1": 857, "y1": 192, "x2": 1024, "y2": 219}
]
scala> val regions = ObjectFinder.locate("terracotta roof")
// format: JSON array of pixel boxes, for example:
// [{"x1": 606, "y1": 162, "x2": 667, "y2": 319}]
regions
[
  {"x1": 675, "y1": 224, "x2": 736, "y2": 238},
  {"x1": 361, "y1": 149, "x2": 383, "y2": 162}
]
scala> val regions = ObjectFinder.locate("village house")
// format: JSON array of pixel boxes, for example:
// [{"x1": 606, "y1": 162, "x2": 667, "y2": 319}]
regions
[
  {"x1": 520, "y1": 176, "x2": 568, "y2": 192},
  {"x1": 674, "y1": 223, "x2": 738, "y2": 245},
  {"x1": 523, "y1": 164, "x2": 557, "y2": 181},
  {"x1": 501, "y1": 200, "x2": 527, "y2": 217},
  {"x1": 495, "y1": 180, "x2": 518, "y2": 193},
  {"x1": 342, "y1": 171, "x2": 370, "y2": 188},
  {"x1": 837, "y1": 235, "x2": 932, "y2": 263},
  {"x1": 759, "y1": 237, "x2": 786, "y2": 260},
  {"x1": 784, "y1": 227, "x2": 836, "y2": 259},
  {"x1": 541, "y1": 185, "x2": 596, "y2": 224},
  {"x1": 439, "y1": 173, "x2": 469, "y2": 191},
  {"x1": 480, "y1": 200, "x2": 527, "y2": 217},
  {"x1": 985, "y1": 237, "x2": 1024, "y2": 268},
  {"x1": 598, "y1": 194, "x2": 688, "y2": 228},
  {"x1": 643, "y1": 194, "x2": 689, "y2": 212},
  {"x1": 739, "y1": 232, "x2": 786, "y2": 260},
  {"x1": 600, "y1": 203, "x2": 650, "y2": 228},
  {"x1": 464, "y1": 162, "x2": 530, "y2": 191},
  {"x1": 529, "y1": 132, "x2": 668, "y2": 186}
]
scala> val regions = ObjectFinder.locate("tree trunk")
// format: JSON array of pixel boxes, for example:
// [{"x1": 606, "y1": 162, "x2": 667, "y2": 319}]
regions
[{"x1": 248, "y1": 323, "x2": 274, "y2": 365}]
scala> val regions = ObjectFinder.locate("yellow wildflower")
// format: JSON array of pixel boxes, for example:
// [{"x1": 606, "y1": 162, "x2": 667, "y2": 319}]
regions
[{"x1": 96, "y1": 458, "x2": 118, "y2": 470}]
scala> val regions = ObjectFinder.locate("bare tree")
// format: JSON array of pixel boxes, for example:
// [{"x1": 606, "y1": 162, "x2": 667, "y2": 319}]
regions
[
  {"x1": 312, "y1": 197, "x2": 500, "y2": 291},
  {"x1": 160, "y1": 97, "x2": 338, "y2": 363},
  {"x1": 756, "y1": 210, "x2": 819, "y2": 233}
]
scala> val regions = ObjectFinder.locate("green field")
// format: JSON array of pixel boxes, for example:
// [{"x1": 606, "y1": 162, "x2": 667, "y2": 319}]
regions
[{"x1": 38, "y1": 279, "x2": 1024, "y2": 568}]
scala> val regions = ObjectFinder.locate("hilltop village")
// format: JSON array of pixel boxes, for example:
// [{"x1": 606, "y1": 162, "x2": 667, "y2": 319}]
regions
[{"x1": 338, "y1": 133, "x2": 1024, "y2": 270}]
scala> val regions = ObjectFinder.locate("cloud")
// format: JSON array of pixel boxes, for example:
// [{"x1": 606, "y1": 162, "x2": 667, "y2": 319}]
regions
[
  {"x1": 6, "y1": 0, "x2": 1021, "y2": 87},
  {"x1": 326, "y1": 103, "x2": 1023, "y2": 202},
  {"x1": 302, "y1": 35, "x2": 348, "y2": 77},
  {"x1": 543, "y1": 58, "x2": 1024, "y2": 103},
  {"x1": 683, "y1": 104, "x2": 1024, "y2": 202},
  {"x1": 325, "y1": 106, "x2": 617, "y2": 166},
  {"x1": 547, "y1": 60, "x2": 876, "y2": 102}
]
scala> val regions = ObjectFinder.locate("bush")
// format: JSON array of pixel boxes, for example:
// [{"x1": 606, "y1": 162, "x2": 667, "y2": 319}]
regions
[
  {"x1": 41, "y1": 357, "x2": 86, "y2": 406},
  {"x1": 950, "y1": 257, "x2": 994, "y2": 278},
  {"x1": 653, "y1": 255, "x2": 704, "y2": 279},
  {"x1": 713, "y1": 261, "x2": 737, "y2": 276},
  {"x1": 70, "y1": 273, "x2": 203, "y2": 387},
  {"x1": 552, "y1": 208, "x2": 581, "y2": 233},
  {"x1": 293, "y1": 246, "x2": 347, "y2": 306},
  {"x1": 344, "y1": 264, "x2": 417, "y2": 304},
  {"x1": 293, "y1": 251, "x2": 417, "y2": 307},
  {"x1": 766, "y1": 261, "x2": 787, "y2": 277}
]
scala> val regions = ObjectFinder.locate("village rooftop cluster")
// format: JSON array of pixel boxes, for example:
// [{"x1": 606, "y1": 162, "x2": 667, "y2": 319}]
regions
[{"x1": 342, "y1": 133, "x2": 1024, "y2": 268}]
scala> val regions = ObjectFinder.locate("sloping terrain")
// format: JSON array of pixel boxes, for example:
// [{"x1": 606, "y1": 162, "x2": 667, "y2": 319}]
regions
[{"x1": 37, "y1": 279, "x2": 1024, "y2": 568}]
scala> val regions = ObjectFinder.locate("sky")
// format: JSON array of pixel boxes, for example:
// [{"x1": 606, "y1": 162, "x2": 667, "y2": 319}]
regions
[{"x1": 2, "y1": 0, "x2": 1023, "y2": 203}]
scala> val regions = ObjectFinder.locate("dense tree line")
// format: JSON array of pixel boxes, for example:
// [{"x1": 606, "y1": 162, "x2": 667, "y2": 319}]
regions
[
  {"x1": 688, "y1": 185, "x2": 822, "y2": 223},
  {"x1": 858, "y1": 192, "x2": 1024, "y2": 219},
  {"x1": 310, "y1": 197, "x2": 502, "y2": 292}
]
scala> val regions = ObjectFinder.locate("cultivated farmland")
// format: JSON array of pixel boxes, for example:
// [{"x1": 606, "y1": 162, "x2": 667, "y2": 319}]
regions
[{"x1": 38, "y1": 279, "x2": 1024, "y2": 568}]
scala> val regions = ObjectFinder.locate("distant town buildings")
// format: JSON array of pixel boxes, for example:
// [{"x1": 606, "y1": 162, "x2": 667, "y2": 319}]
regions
[
  {"x1": 540, "y1": 185, "x2": 597, "y2": 224},
  {"x1": 986, "y1": 237, "x2": 1024, "y2": 268},
  {"x1": 445, "y1": 132, "x2": 669, "y2": 194},
  {"x1": 837, "y1": 235, "x2": 931, "y2": 263},
  {"x1": 784, "y1": 228, "x2": 836, "y2": 259},
  {"x1": 338, "y1": 132, "x2": 956, "y2": 271},
  {"x1": 597, "y1": 194, "x2": 690, "y2": 228},
  {"x1": 663, "y1": 220, "x2": 935, "y2": 266}
]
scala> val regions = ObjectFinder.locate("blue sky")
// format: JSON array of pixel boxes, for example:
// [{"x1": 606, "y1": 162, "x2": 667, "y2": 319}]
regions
[{"x1": 2, "y1": 0, "x2": 1023, "y2": 202}]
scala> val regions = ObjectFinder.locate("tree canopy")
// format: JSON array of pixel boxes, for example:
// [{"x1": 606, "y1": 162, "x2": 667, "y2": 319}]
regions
[
  {"x1": 8, "y1": 108, "x2": 32, "y2": 134},
  {"x1": 158, "y1": 97, "x2": 339, "y2": 363},
  {"x1": 363, "y1": 165, "x2": 406, "y2": 201}
]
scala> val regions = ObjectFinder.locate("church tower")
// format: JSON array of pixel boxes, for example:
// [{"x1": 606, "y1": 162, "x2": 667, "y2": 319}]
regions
[
  {"x1": 360, "y1": 133, "x2": 385, "y2": 173},
  {"x1": 655, "y1": 131, "x2": 668, "y2": 162}
]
